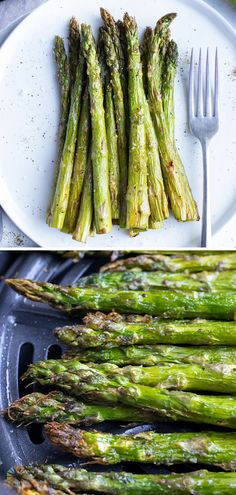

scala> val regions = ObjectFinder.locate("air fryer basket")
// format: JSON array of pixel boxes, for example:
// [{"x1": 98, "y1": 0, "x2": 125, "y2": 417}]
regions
[{"x1": 0, "y1": 252, "x2": 225, "y2": 494}]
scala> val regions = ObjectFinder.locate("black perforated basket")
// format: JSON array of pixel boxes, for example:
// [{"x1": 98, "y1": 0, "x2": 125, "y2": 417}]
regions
[{"x1": 0, "y1": 252, "x2": 223, "y2": 494}]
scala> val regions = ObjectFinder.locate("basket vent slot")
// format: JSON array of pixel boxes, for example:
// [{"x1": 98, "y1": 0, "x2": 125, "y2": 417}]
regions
[
  {"x1": 27, "y1": 424, "x2": 44, "y2": 445},
  {"x1": 18, "y1": 343, "x2": 34, "y2": 398},
  {"x1": 47, "y1": 344, "x2": 62, "y2": 360}
]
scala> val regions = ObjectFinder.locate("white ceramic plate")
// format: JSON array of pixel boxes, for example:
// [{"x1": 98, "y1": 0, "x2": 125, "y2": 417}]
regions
[{"x1": 0, "y1": 0, "x2": 236, "y2": 249}]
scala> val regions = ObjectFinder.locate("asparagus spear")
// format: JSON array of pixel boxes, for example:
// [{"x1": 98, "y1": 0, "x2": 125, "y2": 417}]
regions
[
  {"x1": 54, "y1": 34, "x2": 71, "y2": 158},
  {"x1": 124, "y1": 13, "x2": 150, "y2": 229},
  {"x1": 143, "y1": 87, "x2": 169, "y2": 224},
  {"x1": 6, "y1": 279, "x2": 236, "y2": 319},
  {"x1": 46, "y1": 36, "x2": 70, "y2": 225},
  {"x1": 63, "y1": 344, "x2": 236, "y2": 366},
  {"x1": 79, "y1": 269, "x2": 236, "y2": 291},
  {"x1": 6, "y1": 391, "x2": 157, "y2": 425},
  {"x1": 69, "y1": 17, "x2": 80, "y2": 85},
  {"x1": 80, "y1": 24, "x2": 112, "y2": 234},
  {"x1": 9, "y1": 465, "x2": 236, "y2": 495},
  {"x1": 98, "y1": 26, "x2": 119, "y2": 225},
  {"x1": 62, "y1": 87, "x2": 90, "y2": 233},
  {"x1": 101, "y1": 28, "x2": 128, "y2": 228},
  {"x1": 24, "y1": 359, "x2": 236, "y2": 428},
  {"x1": 72, "y1": 151, "x2": 93, "y2": 243},
  {"x1": 105, "y1": 80, "x2": 120, "y2": 220},
  {"x1": 101, "y1": 253, "x2": 236, "y2": 273},
  {"x1": 100, "y1": 9, "x2": 128, "y2": 104},
  {"x1": 45, "y1": 424, "x2": 236, "y2": 469},
  {"x1": 88, "y1": 361, "x2": 236, "y2": 393},
  {"x1": 49, "y1": 49, "x2": 85, "y2": 229},
  {"x1": 140, "y1": 27, "x2": 168, "y2": 224},
  {"x1": 58, "y1": 312, "x2": 236, "y2": 347},
  {"x1": 147, "y1": 14, "x2": 199, "y2": 221},
  {"x1": 162, "y1": 40, "x2": 178, "y2": 142}
]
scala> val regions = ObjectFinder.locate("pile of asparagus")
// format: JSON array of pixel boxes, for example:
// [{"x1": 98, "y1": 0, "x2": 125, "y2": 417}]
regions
[
  {"x1": 6, "y1": 252, "x2": 236, "y2": 494},
  {"x1": 47, "y1": 9, "x2": 199, "y2": 243}
]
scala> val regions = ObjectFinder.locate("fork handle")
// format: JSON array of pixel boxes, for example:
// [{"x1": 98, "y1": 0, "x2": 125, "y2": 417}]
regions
[{"x1": 201, "y1": 138, "x2": 211, "y2": 248}]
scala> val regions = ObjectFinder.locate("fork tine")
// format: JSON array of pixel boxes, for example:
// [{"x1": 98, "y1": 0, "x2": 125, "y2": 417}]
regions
[
  {"x1": 197, "y1": 48, "x2": 203, "y2": 117},
  {"x1": 214, "y1": 47, "x2": 219, "y2": 117},
  {"x1": 188, "y1": 48, "x2": 194, "y2": 119},
  {"x1": 205, "y1": 48, "x2": 211, "y2": 117}
]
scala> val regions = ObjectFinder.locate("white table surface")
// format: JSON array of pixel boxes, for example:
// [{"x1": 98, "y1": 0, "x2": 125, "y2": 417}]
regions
[{"x1": 0, "y1": 0, "x2": 236, "y2": 248}]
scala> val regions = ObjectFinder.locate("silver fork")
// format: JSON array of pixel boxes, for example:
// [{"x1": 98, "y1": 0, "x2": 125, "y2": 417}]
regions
[{"x1": 188, "y1": 48, "x2": 219, "y2": 248}]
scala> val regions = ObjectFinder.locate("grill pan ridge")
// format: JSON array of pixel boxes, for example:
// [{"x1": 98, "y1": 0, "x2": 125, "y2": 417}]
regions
[{"x1": 0, "y1": 252, "x2": 229, "y2": 494}]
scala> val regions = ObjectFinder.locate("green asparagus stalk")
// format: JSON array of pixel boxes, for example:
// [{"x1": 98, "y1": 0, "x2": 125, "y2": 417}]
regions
[
  {"x1": 141, "y1": 26, "x2": 168, "y2": 224},
  {"x1": 162, "y1": 40, "x2": 177, "y2": 142},
  {"x1": 46, "y1": 36, "x2": 70, "y2": 225},
  {"x1": 49, "y1": 49, "x2": 85, "y2": 229},
  {"x1": 87, "y1": 360, "x2": 236, "y2": 393},
  {"x1": 62, "y1": 87, "x2": 90, "y2": 233},
  {"x1": 147, "y1": 14, "x2": 199, "y2": 221},
  {"x1": 148, "y1": 220, "x2": 163, "y2": 230},
  {"x1": 101, "y1": 28, "x2": 128, "y2": 228},
  {"x1": 105, "y1": 80, "x2": 120, "y2": 220},
  {"x1": 124, "y1": 13, "x2": 150, "y2": 229},
  {"x1": 63, "y1": 312, "x2": 236, "y2": 347},
  {"x1": 6, "y1": 391, "x2": 156, "y2": 425},
  {"x1": 143, "y1": 87, "x2": 169, "y2": 224},
  {"x1": 72, "y1": 151, "x2": 93, "y2": 243},
  {"x1": 100, "y1": 253, "x2": 236, "y2": 273},
  {"x1": 24, "y1": 359, "x2": 236, "y2": 428},
  {"x1": 81, "y1": 24, "x2": 112, "y2": 234},
  {"x1": 69, "y1": 17, "x2": 80, "y2": 85},
  {"x1": 45, "y1": 424, "x2": 236, "y2": 469},
  {"x1": 78, "y1": 269, "x2": 236, "y2": 291},
  {"x1": 63, "y1": 344, "x2": 236, "y2": 366},
  {"x1": 10, "y1": 465, "x2": 236, "y2": 495},
  {"x1": 6, "y1": 279, "x2": 236, "y2": 319}
]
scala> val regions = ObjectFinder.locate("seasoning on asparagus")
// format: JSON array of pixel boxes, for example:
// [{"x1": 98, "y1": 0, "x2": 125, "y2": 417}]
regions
[
  {"x1": 72, "y1": 151, "x2": 93, "y2": 243},
  {"x1": 9, "y1": 465, "x2": 236, "y2": 495},
  {"x1": 44, "y1": 424, "x2": 236, "y2": 469},
  {"x1": 24, "y1": 359, "x2": 236, "y2": 428},
  {"x1": 46, "y1": 36, "x2": 70, "y2": 225},
  {"x1": 124, "y1": 13, "x2": 150, "y2": 229},
  {"x1": 100, "y1": 252, "x2": 236, "y2": 273},
  {"x1": 49, "y1": 48, "x2": 85, "y2": 229},
  {"x1": 6, "y1": 391, "x2": 157, "y2": 425},
  {"x1": 62, "y1": 87, "x2": 90, "y2": 234},
  {"x1": 6, "y1": 279, "x2": 236, "y2": 319},
  {"x1": 81, "y1": 24, "x2": 112, "y2": 234},
  {"x1": 63, "y1": 344, "x2": 236, "y2": 366},
  {"x1": 77, "y1": 269, "x2": 236, "y2": 291},
  {"x1": 147, "y1": 13, "x2": 199, "y2": 221},
  {"x1": 100, "y1": 27, "x2": 128, "y2": 228}
]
